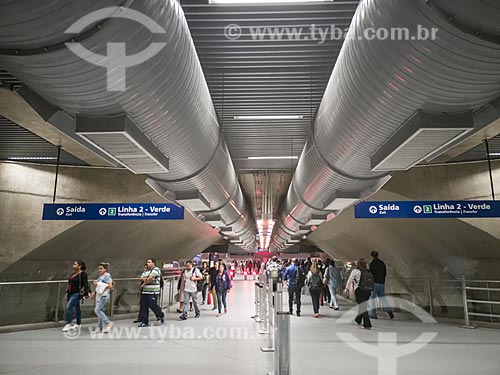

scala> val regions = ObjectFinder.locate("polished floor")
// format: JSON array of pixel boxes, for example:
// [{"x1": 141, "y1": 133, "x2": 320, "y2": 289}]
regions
[{"x1": 1, "y1": 277, "x2": 499, "y2": 374}]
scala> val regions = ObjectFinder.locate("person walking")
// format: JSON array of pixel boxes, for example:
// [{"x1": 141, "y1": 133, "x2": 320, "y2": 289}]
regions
[
  {"x1": 213, "y1": 263, "x2": 232, "y2": 316},
  {"x1": 284, "y1": 258, "x2": 303, "y2": 316},
  {"x1": 93, "y1": 263, "x2": 113, "y2": 333},
  {"x1": 138, "y1": 258, "x2": 164, "y2": 327},
  {"x1": 208, "y1": 261, "x2": 219, "y2": 311},
  {"x1": 179, "y1": 261, "x2": 203, "y2": 320},
  {"x1": 307, "y1": 261, "x2": 323, "y2": 318},
  {"x1": 62, "y1": 260, "x2": 91, "y2": 332},
  {"x1": 325, "y1": 259, "x2": 342, "y2": 310},
  {"x1": 345, "y1": 259, "x2": 373, "y2": 330},
  {"x1": 201, "y1": 262, "x2": 210, "y2": 305},
  {"x1": 369, "y1": 251, "x2": 395, "y2": 319}
]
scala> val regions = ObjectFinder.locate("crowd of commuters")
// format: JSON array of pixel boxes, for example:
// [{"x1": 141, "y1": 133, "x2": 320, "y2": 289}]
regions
[
  {"x1": 61, "y1": 252, "x2": 393, "y2": 333},
  {"x1": 264, "y1": 252, "x2": 394, "y2": 329},
  {"x1": 61, "y1": 257, "x2": 237, "y2": 333}
]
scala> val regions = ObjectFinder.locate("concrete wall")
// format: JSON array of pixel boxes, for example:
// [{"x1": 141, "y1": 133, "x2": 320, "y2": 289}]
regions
[
  {"x1": 307, "y1": 160, "x2": 500, "y2": 280},
  {"x1": 0, "y1": 162, "x2": 225, "y2": 325},
  {"x1": 0, "y1": 162, "x2": 224, "y2": 279}
]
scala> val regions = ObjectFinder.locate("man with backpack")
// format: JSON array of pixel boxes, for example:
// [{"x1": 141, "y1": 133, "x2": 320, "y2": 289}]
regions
[
  {"x1": 138, "y1": 258, "x2": 165, "y2": 327},
  {"x1": 369, "y1": 251, "x2": 395, "y2": 319},
  {"x1": 179, "y1": 260, "x2": 203, "y2": 320},
  {"x1": 345, "y1": 259, "x2": 373, "y2": 329},
  {"x1": 283, "y1": 258, "x2": 304, "y2": 317}
]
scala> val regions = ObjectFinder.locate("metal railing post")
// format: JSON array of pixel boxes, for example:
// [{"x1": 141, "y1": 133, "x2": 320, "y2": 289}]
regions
[
  {"x1": 110, "y1": 287, "x2": 115, "y2": 317},
  {"x1": 486, "y1": 282, "x2": 493, "y2": 324},
  {"x1": 427, "y1": 279, "x2": 434, "y2": 316},
  {"x1": 274, "y1": 312, "x2": 291, "y2": 375},
  {"x1": 461, "y1": 275, "x2": 474, "y2": 329},
  {"x1": 54, "y1": 283, "x2": 62, "y2": 322}
]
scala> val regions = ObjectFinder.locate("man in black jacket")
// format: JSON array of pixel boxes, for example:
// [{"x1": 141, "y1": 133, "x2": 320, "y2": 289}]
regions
[{"x1": 369, "y1": 251, "x2": 394, "y2": 319}]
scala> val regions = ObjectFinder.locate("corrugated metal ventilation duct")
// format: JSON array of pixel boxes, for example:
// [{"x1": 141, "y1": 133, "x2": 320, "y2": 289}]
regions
[
  {"x1": 0, "y1": 1, "x2": 256, "y2": 250},
  {"x1": 271, "y1": 0, "x2": 500, "y2": 250}
]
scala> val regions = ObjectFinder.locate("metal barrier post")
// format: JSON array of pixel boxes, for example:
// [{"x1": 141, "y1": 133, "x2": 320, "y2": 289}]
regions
[
  {"x1": 273, "y1": 312, "x2": 291, "y2": 375},
  {"x1": 259, "y1": 284, "x2": 270, "y2": 335},
  {"x1": 461, "y1": 275, "x2": 475, "y2": 329},
  {"x1": 252, "y1": 282, "x2": 261, "y2": 320},
  {"x1": 261, "y1": 279, "x2": 275, "y2": 351},
  {"x1": 427, "y1": 279, "x2": 434, "y2": 316},
  {"x1": 54, "y1": 283, "x2": 61, "y2": 322}
]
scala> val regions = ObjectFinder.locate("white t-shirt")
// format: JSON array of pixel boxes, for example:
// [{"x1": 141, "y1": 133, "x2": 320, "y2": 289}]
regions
[{"x1": 183, "y1": 268, "x2": 202, "y2": 293}]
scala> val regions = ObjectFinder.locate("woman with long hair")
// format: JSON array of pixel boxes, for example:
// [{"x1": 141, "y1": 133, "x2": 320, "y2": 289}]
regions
[
  {"x1": 307, "y1": 261, "x2": 323, "y2": 318},
  {"x1": 93, "y1": 263, "x2": 113, "y2": 333},
  {"x1": 213, "y1": 263, "x2": 231, "y2": 317},
  {"x1": 345, "y1": 259, "x2": 373, "y2": 330},
  {"x1": 62, "y1": 260, "x2": 91, "y2": 332}
]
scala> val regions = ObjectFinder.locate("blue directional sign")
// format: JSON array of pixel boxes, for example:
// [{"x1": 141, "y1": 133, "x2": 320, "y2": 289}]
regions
[
  {"x1": 355, "y1": 201, "x2": 500, "y2": 219},
  {"x1": 42, "y1": 203, "x2": 184, "y2": 221}
]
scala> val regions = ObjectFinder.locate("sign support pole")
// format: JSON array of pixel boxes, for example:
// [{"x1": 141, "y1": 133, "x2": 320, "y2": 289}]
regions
[
  {"x1": 485, "y1": 139, "x2": 495, "y2": 201},
  {"x1": 52, "y1": 145, "x2": 61, "y2": 204}
]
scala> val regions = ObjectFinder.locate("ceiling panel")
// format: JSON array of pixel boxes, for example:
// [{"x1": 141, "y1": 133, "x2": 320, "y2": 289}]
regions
[
  {"x1": 0, "y1": 115, "x2": 87, "y2": 166},
  {"x1": 449, "y1": 135, "x2": 500, "y2": 163},
  {"x1": 181, "y1": 0, "x2": 360, "y2": 170}
]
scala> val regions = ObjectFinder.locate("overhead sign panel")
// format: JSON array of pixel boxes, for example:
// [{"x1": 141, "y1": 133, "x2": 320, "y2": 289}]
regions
[
  {"x1": 43, "y1": 203, "x2": 184, "y2": 221},
  {"x1": 355, "y1": 201, "x2": 500, "y2": 219}
]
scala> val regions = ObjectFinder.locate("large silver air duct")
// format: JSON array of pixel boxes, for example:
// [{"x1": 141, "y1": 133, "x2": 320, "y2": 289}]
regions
[
  {"x1": 0, "y1": 1, "x2": 256, "y2": 250},
  {"x1": 272, "y1": 0, "x2": 500, "y2": 250}
]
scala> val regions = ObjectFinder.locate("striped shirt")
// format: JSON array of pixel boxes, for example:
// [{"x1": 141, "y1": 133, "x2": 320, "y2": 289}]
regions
[{"x1": 141, "y1": 267, "x2": 161, "y2": 294}]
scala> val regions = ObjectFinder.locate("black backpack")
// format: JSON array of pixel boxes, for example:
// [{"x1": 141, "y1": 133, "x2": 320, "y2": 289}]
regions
[
  {"x1": 358, "y1": 269, "x2": 374, "y2": 292},
  {"x1": 193, "y1": 268, "x2": 204, "y2": 292},
  {"x1": 153, "y1": 267, "x2": 164, "y2": 289},
  {"x1": 309, "y1": 272, "x2": 323, "y2": 292},
  {"x1": 296, "y1": 267, "x2": 306, "y2": 288}
]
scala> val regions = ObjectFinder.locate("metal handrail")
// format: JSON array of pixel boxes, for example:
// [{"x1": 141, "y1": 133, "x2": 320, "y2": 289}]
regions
[
  {"x1": 0, "y1": 275, "x2": 181, "y2": 325},
  {"x1": 0, "y1": 275, "x2": 179, "y2": 286}
]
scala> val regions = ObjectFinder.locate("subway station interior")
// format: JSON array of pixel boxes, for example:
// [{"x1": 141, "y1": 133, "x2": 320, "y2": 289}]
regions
[{"x1": 1, "y1": 0, "x2": 500, "y2": 374}]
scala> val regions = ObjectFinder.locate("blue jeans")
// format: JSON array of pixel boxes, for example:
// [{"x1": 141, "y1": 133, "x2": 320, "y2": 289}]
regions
[
  {"x1": 369, "y1": 283, "x2": 393, "y2": 317},
  {"x1": 182, "y1": 291, "x2": 200, "y2": 316},
  {"x1": 216, "y1": 289, "x2": 227, "y2": 313},
  {"x1": 66, "y1": 293, "x2": 81, "y2": 325},
  {"x1": 94, "y1": 294, "x2": 111, "y2": 329},
  {"x1": 328, "y1": 284, "x2": 339, "y2": 308}
]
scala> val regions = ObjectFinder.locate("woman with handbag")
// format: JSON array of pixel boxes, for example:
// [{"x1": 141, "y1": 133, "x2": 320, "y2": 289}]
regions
[
  {"x1": 62, "y1": 260, "x2": 91, "y2": 332},
  {"x1": 93, "y1": 263, "x2": 113, "y2": 333}
]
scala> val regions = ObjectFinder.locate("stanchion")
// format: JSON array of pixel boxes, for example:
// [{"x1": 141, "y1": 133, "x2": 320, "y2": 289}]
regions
[
  {"x1": 259, "y1": 283, "x2": 270, "y2": 335},
  {"x1": 252, "y1": 282, "x2": 262, "y2": 320},
  {"x1": 261, "y1": 279, "x2": 275, "y2": 351},
  {"x1": 269, "y1": 312, "x2": 291, "y2": 375}
]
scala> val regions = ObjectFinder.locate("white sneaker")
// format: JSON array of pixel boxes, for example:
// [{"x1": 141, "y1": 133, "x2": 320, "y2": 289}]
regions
[
  {"x1": 73, "y1": 324, "x2": 81, "y2": 330},
  {"x1": 103, "y1": 322, "x2": 113, "y2": 333},
  {"x1": 62, "y1": 324, "x2": 73, "y2": 332}
]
